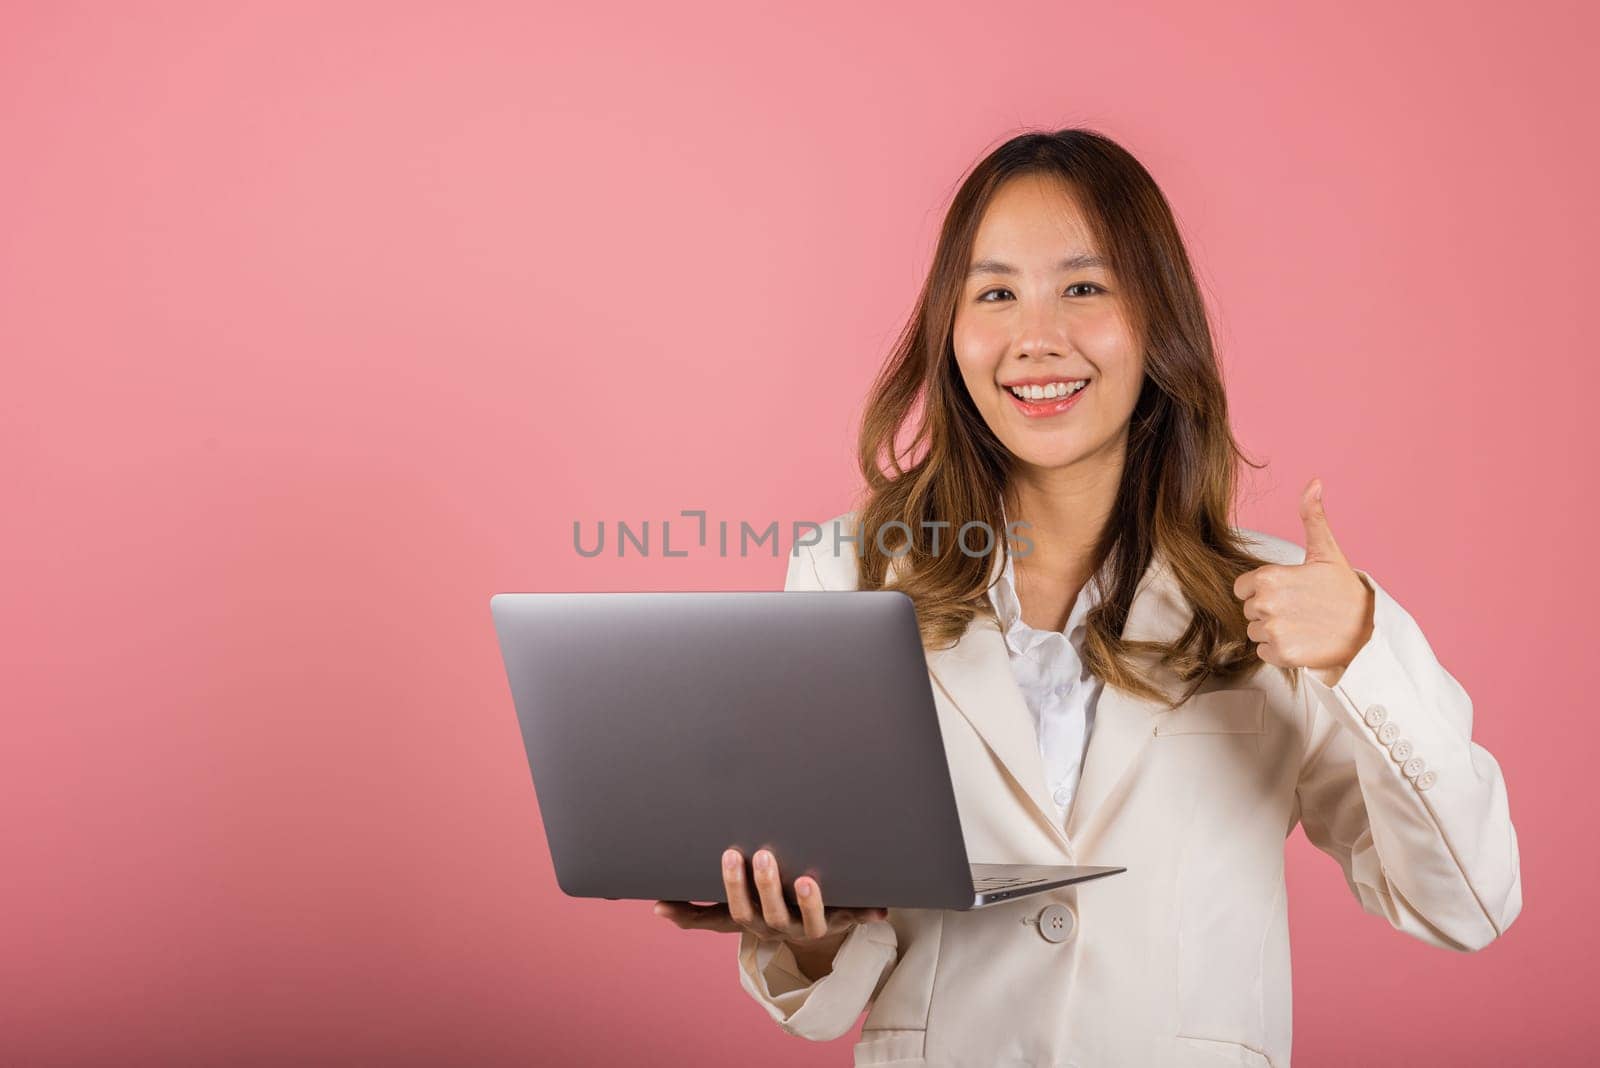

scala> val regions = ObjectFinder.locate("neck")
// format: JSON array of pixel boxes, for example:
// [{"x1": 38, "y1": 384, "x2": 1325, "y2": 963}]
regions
[{"x1": 1004, "y1": 439, "x2": 1125, "y2": 584}]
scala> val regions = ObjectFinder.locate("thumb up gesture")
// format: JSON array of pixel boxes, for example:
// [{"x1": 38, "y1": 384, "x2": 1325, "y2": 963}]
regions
[{"x1": 1232, "y1": 478, "x2": 1375, "y2": 682}]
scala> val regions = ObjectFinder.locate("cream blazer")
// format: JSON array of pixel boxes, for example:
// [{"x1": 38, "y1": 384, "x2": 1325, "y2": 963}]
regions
[{"x1": 735, "y1": 512, "x2": 1522, "y2": 1068}]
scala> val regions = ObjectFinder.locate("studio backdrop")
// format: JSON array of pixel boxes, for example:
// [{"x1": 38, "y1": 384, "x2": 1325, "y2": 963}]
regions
[{"x1": 2, "y1": 2, "x2": 1592, "y2": 1065}]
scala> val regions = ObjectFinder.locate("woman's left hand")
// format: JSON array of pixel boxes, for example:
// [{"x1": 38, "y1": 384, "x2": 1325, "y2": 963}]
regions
[{"x1": 1233, "y1": 478, "x2": 1375, "y2": 680}]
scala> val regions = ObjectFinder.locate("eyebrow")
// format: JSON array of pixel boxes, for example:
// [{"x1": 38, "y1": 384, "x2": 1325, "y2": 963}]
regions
[{"x1": 966, "y1": 253, "x2": 1108, "y2": 277}]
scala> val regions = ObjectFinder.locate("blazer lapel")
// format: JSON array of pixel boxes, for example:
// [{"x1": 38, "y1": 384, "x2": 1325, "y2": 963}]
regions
[
  {"x1": 922, "y1": 546, "x2": 1196, "y2": 857},
  {"x1": 925, "y1": 613, "x2": 1066, "y2": 849}
]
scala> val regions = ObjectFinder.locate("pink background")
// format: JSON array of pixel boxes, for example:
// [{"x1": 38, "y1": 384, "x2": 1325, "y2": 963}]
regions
[{"x1": 3, "y1": 2, "x2": 1593, "y2": 1064}]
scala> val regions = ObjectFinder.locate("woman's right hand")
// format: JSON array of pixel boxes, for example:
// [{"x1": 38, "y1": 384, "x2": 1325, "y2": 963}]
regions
[{"x1": 652, "y1": 847, "x2": 887, "y2": 946}]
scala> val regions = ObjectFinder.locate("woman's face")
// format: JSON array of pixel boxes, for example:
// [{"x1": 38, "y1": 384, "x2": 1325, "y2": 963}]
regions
[{"x1": 952, "y1": 174, "x2": 1145, "y2": 475}]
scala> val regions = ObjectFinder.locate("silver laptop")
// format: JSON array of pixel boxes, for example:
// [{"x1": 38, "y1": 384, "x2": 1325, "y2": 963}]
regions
[{"x1": 490, "y1": 589, "x2": 1124, "y2": 910}]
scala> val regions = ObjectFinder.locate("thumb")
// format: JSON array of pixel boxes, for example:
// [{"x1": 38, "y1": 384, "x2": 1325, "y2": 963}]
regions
[{"x1": 1299, "y1": 477, "x2": 1345, "y2": 564}]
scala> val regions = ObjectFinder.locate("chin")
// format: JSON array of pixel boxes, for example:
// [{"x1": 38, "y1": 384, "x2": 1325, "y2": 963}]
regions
[{"x1": 1011, "y1": 447, "x2": 1090, "y2": 471}]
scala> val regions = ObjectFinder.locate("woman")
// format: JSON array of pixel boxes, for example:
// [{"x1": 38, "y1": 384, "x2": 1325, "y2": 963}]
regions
[{"x1": 653, "y1": 128, "x2": 1521, "y2": 1067}]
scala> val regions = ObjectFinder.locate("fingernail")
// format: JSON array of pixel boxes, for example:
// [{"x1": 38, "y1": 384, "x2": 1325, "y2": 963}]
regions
[
  {"x1": 653, "y1": 903, "x2": 666, "y2": 916},
  {"x1": 723, "y1": 849, "x2": 739, "y2": 872},
  {"x1": 754, "y1": 850, "x2": 771, "y2": 871},
  {"x1": 797, "y1": 880, "x2": 812, "y2": 898}
]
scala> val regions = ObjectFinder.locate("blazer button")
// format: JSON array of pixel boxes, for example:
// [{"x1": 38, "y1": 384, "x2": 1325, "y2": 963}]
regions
[
  {"x1": 1376, "y1": 721, "x2": 1400, "y2": 745},
  {"x1": 1402, "y1": 756, "x2": 1427, "y2": 779},
  {"x1": 1363, "y1": 704, "x2": 1389, "y2": 728},
  {"x1": 1034, "y1": 903, "x2": 1076, "y2": 944},
  {"x1": 1389, "y1": 738, "x2": 1413, "y2": 762},
  {"x1": 1415, "y1": 769, "x2": 1438, "y2": 791}
]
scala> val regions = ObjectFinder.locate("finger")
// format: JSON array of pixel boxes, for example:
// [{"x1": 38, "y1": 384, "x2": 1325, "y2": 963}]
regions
[
  {"x1": 1247, "y1": 618, "x2": 1270, "y2": 644},
  {"x1": 722, "y1": 848, "x2": 758, "y2": 930},
  {"x1": 794, "y1": 877, "x2": 829, "y2": 940},
  {"x1": 1232, "y1": 567, "x2": 1260, "y2": 602},
  {"x1": 1240, "y1": 596, "x2": 1265, "y2": 622},
  {"x1": 1299, "y1": 477, "x2": 1345, "y2": 565},
  {"x1": 654, "y1": 900, "x2": 728, "y2": 930},
  {"x1": 752, "y1": 849, "x2": 796, "y2": 935}
]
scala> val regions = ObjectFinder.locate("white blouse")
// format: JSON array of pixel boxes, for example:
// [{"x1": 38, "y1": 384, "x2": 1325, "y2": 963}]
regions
[{"x1": 986, "y1": 541, "x2": 1106, "y2": 828}]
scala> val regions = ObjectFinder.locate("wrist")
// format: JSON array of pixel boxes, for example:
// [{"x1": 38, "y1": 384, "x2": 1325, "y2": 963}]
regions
[{"x1": 786, "y1": 926, "x2": 852, "y2": 981}]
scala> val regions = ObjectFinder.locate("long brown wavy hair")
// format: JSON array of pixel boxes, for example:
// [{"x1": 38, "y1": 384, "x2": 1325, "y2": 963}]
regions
[{"x1": 847, "y1": 127, "x2": 1294, "y2": 709}]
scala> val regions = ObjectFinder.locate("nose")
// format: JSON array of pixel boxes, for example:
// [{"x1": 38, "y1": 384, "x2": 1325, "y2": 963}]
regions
[{"x1": 1016, "y1": 303, "x2": 1072, "y2": 363}]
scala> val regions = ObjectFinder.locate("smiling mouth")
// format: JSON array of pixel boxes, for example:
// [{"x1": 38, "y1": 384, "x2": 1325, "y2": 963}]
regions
[
  {"x1": 1004, "y1": 380, "x2": 1089, "y2": 402},
  {"x1": 1003, "y1": 379, "x2": 1090, "y2": 417}
]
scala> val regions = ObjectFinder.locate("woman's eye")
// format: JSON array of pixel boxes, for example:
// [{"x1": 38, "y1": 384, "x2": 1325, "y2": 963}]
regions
[{"x1": 977, "y1": 288, "x2": 1013, "y2": 303}]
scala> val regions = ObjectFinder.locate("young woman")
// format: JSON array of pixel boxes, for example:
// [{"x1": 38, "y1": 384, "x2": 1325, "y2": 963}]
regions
[{"x1": 653, "y1": 128, "x2": 1521, "y2": 1067}]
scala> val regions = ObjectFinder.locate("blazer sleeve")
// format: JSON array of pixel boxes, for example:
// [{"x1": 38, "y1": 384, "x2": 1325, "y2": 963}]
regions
[
  {"x1": 734, "y1": 536, "x2": 900, "y2": 1041},
  {"x1": 1293, "y1": 565, "x2": 1523, "y2": 952}
]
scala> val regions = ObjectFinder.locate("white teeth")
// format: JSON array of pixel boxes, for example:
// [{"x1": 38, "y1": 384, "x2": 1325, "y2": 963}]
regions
[{"x1": 1009, "y1": 381, "x2": 1086, "y2": 401}]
